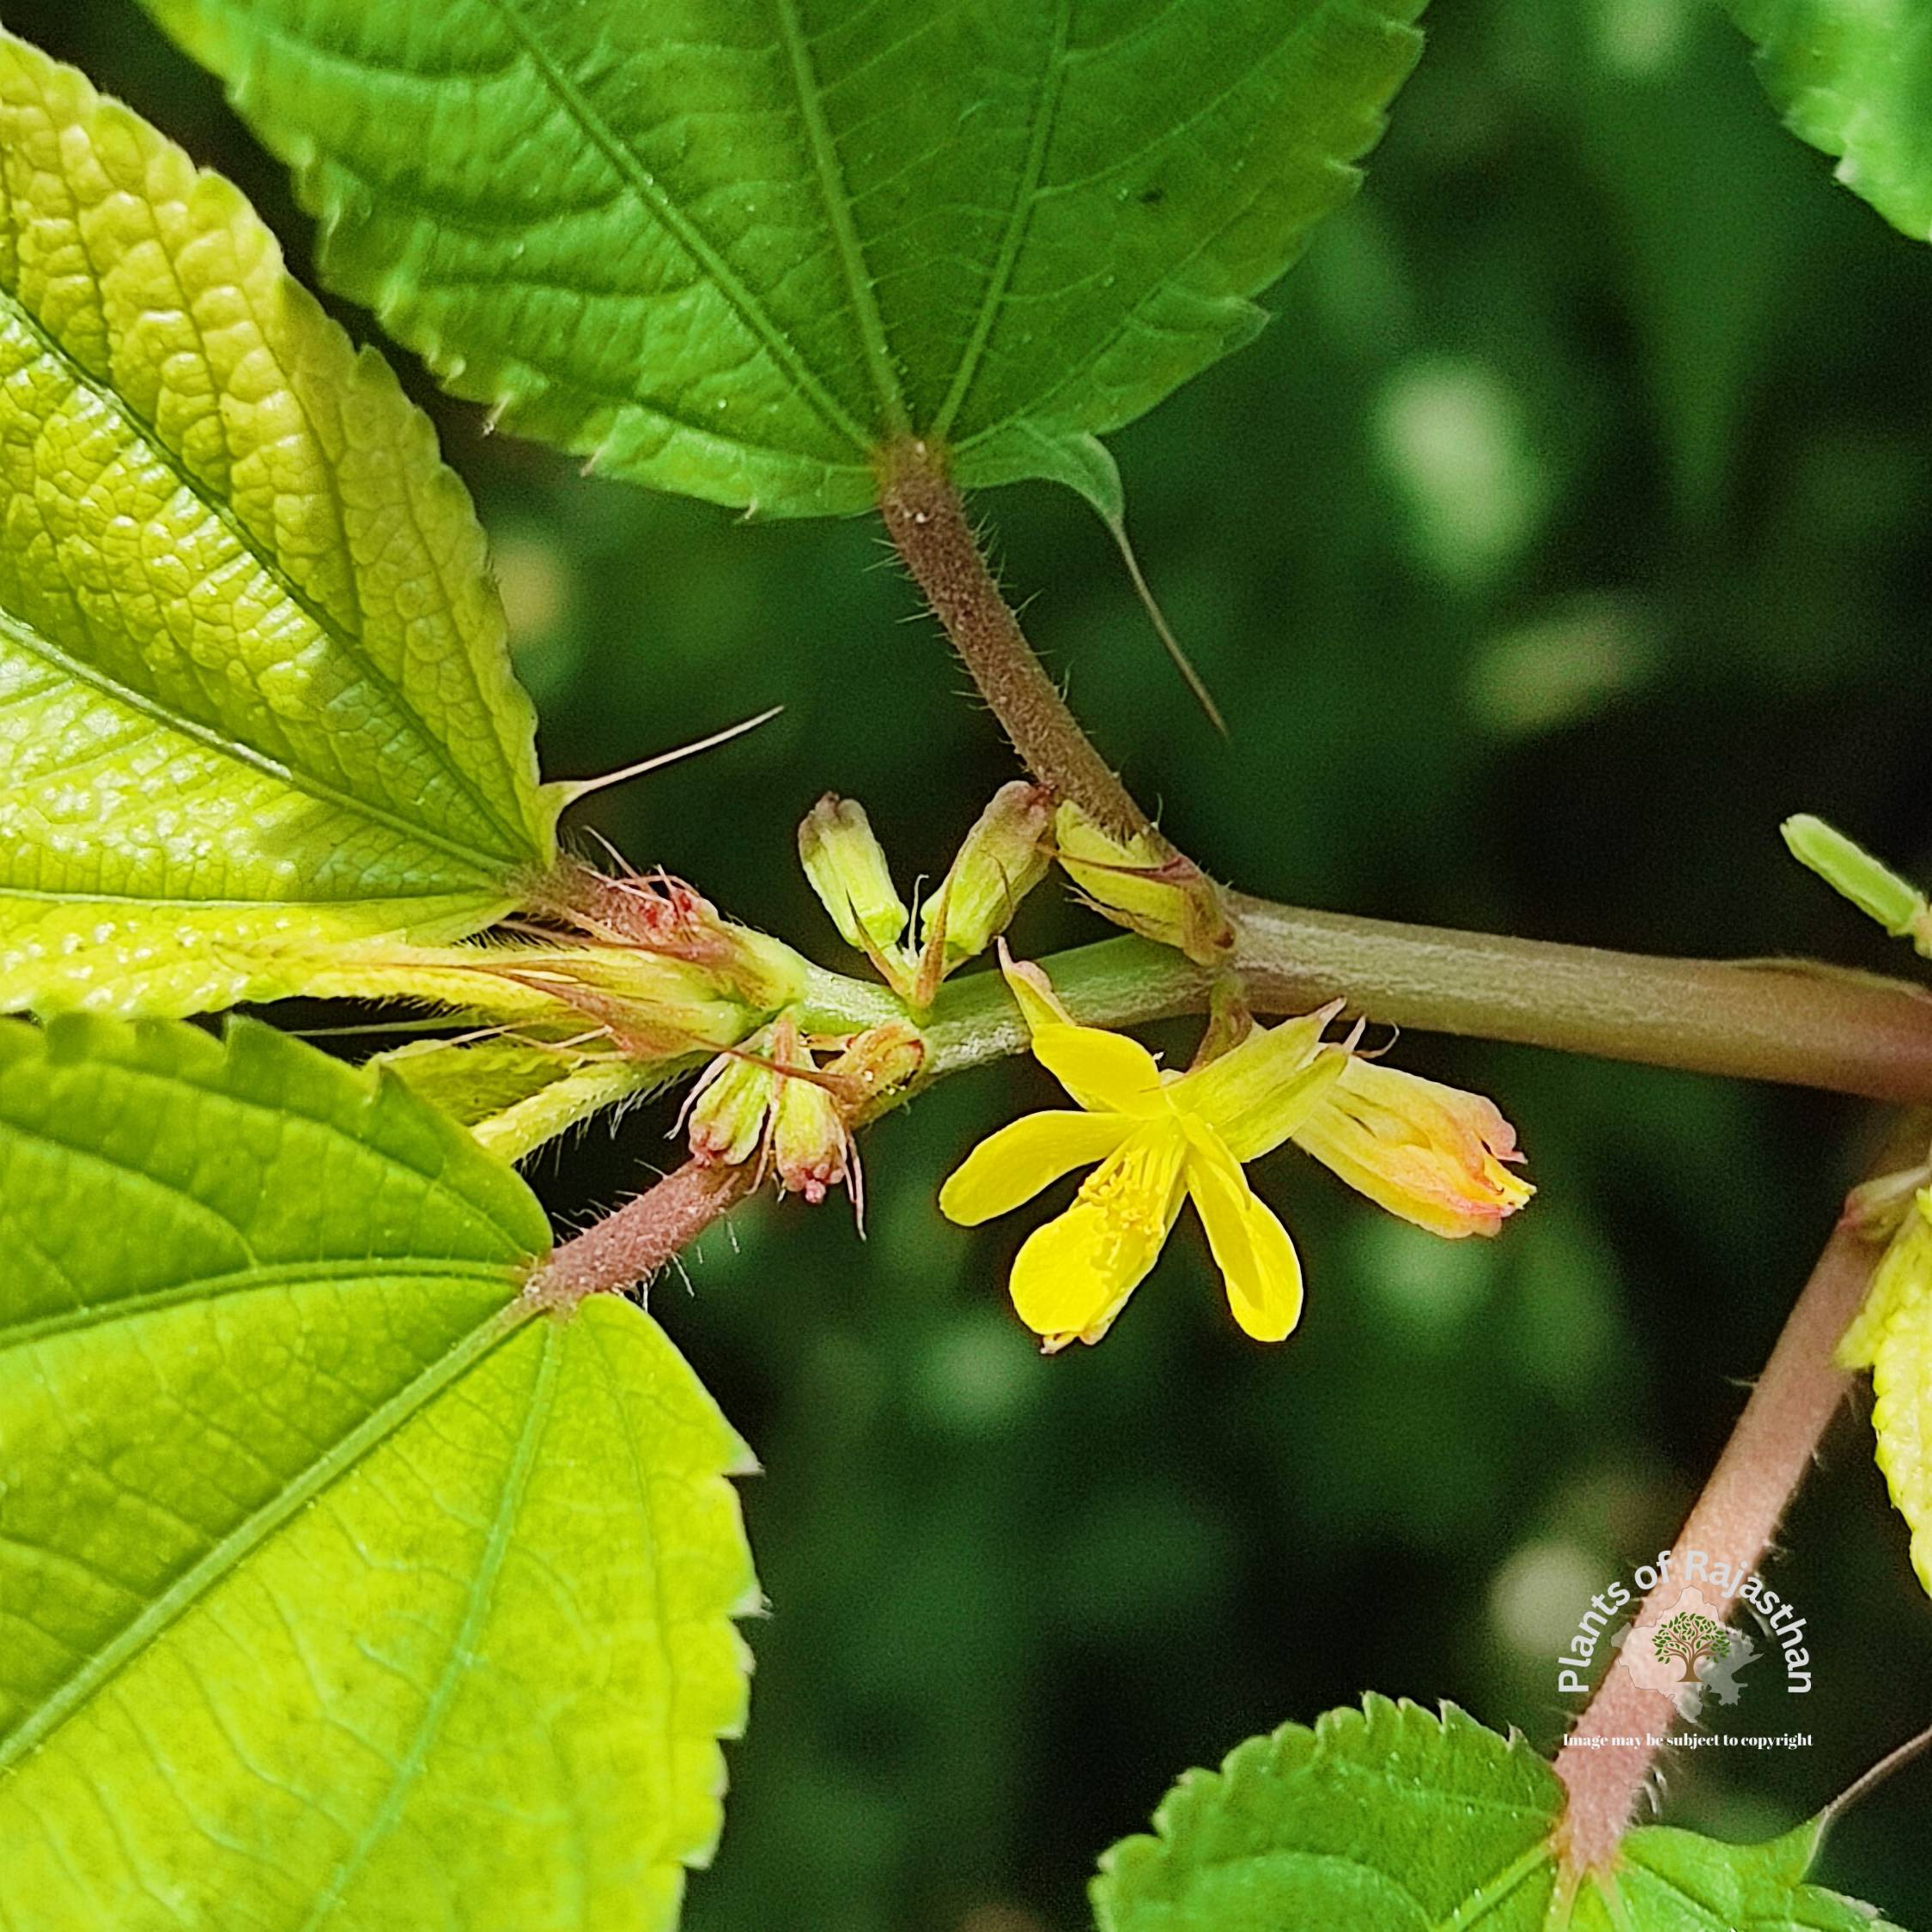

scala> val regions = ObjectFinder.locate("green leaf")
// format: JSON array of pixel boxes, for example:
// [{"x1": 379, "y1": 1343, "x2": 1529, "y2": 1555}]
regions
[
  {"x1": 1092, "y1": 1697, "x2": 1899, "y2": 1932},
  {"x1": 1723, "y1": 0, "x2": 1932, "y2": 241},
  {"x1": 0, "y1": 30, "x2": 558, "y2": 1020},
  {"x1": 138, "y1": 0, "x2": 1426, "y2": 518},
  {"x1": 0, "y1": 1016, "x2": 756, "y2": 1930}
]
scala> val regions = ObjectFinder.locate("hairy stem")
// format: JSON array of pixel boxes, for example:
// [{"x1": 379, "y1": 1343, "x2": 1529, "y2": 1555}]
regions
[
  {"x1": 526, "y1": 1159, "x2": 756, "y2": 1308},
  {"x1": 1552, "y1": 1208, "x2": 1885, "y2": 1874},
  {"x1": 876, "y1": 435, "x2": 1149, "y2": 840}
]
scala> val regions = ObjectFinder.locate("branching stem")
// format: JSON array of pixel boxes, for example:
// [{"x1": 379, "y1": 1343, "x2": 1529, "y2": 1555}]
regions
[
  {"x1": 867, "y1": 442, "x2": 1932, "y2": 1103},
  {"x1": 1552, "y1": 1200, "x2": 1887, "y2": 1875}
]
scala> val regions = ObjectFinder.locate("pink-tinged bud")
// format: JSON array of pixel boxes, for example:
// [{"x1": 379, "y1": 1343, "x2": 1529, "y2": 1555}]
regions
[
  {"x1": 773, "y1": 1072, "x2": 849, "y2": 1204},
  {"x1": 686, "y1": 1016, "x2": 877, "y2": 1206},
  {"x1": 1290, "y1": 1057, "x2": 1533, "y2": 1238},
  {"x1": 529, "y1": 860, "x2": 811, "y2": 1013},
  {"x1": 920, "y1": 783, "x2": 1053, "y2": 972},
  {"x1": 1053, "y1": 802, "x2": 1234, "y2": 964}
]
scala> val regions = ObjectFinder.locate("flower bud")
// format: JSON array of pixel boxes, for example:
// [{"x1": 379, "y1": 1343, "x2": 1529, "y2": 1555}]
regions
[
  {"x1": 1290, "y1": 1056, "x2": 1532, "y2": 1239},
  {"x1": 920, "y1": 783, "x2": 1052, "y2": 971},
  {"x1": 1783, "y1": 814, "x2": 1931, "y2": 948},
  {"x1": 687, "y1": 1020, "x2": 793, "y2": 1167},
  {"x1": 686, "y1": 1015, "x2": 873, "y2": 1206},
  {"x1": 1054, "y1": 802, "x2": 1234, "y2": 963},
  {"x1": 531, "y1": 861, "x2": 812, "y2": 1012},
  {"x1": 799, "y1": 795, "x2": 908, "y2": 953},
  {"x1": 772, "y1": 1067, "x2": 848, "y2": 1202}
]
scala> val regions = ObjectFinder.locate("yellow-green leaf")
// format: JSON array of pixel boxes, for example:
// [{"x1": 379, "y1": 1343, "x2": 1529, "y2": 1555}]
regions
[
  {"x1": 1840, "y1": 1191, "x2": 1932, "y2": 1595},
  {"x1": 0, "y1": 29, "x2": 558, "y2": 1019},
  {"x1": 0, "y1": 1016, "x2": 756, "y2": 1930}
]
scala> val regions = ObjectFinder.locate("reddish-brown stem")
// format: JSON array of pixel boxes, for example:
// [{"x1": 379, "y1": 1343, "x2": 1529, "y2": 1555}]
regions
[
  {"x1": 876, "y1": 436, "x2": 1150, "y2": 841},
  {"x1": 1552, "y1": 1212, "x2": 1884, "y2": 1874},
  {"x1": 526, "y1": 1158, "x2": 756, "y2": 1309}
]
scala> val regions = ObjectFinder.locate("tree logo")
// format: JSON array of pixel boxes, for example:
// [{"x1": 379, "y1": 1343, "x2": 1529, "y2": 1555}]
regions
[
  {"x1": 1651, "y1": 1607, "x2": 1731, "y2": 1676},
  {"x1": 1614, "y1": 1584, "x2": 1764, "y2": 1719}
]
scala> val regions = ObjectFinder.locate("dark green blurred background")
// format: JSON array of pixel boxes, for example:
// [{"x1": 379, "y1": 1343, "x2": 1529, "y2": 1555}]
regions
[{"x1": 24, "y1": 0, "x2": 1932, "y2": 1924}]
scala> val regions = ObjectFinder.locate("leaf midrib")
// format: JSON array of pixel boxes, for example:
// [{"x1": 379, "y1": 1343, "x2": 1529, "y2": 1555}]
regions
[
  {"x1": 932, "y1": 0, "x2": 1073, "y2": 440},
  {"x1": 770, "y1": 0, "x2": 906, "y2": 434},
  {"x1": 481, "y1": 0, "x2": 873, "y2": 453},
  {"x1": 0, "y1": 604, "x2": 511, "y2": 890},
  {"x1": 0, "y1": 277, "x2": 532, "y2": 868},
  {"x1": 0, "y1": 1298, "x2": 537, "y2": 1777}
]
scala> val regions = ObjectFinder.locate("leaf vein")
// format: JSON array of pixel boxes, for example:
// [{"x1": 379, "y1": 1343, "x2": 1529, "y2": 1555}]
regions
[
  {"x1": 0, "y1": 289, "x2": 526, "y2": 866},
  {"x1": 0, "y1": 1258, "x2": 522, "y2": 1355},
  {"x1": 0, "y1": 605, "x2": 507, "y2": 887},
  {"x1": 933, "y1": 0, "x2": 1072, "y2": 439},
  {"x1": 0, "y1": 1306, "x2": 532, "y2": 1776},
  {"x1": 479, "y1": 0, "x2": 871, "y2": 451},
  {"x1": 769, "y1": 0, "x2": 907, "y2": 433},
  {"x1": 295, "y1": 1321, "x2": 557, "y2": 1932}
]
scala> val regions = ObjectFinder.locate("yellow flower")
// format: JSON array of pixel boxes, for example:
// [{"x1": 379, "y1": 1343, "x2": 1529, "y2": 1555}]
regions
[
  {"x1": 940, "y1": 1009, "x2": 1346, "y2": 1350},
  {"x1": 941, "y1": 962, "x2": 1534, "y2": 1352}
]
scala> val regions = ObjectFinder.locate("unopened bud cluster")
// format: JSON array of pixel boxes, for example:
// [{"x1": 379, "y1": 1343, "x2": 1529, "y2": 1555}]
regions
[
  {"x1": 799, "y1": 784, "x2": 1052, "y2": 1009},
  {"x1": 688, "y1": 1014, "x2": 925, "y2": 1204},
  {"x1": 452, "y1": 863, "x2": 814, "y2": 1067}
]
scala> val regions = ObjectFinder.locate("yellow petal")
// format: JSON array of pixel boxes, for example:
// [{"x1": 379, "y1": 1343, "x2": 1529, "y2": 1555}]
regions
[
  {"x1": 999, "y1": 940, "x2": 1077, "y2": 1031},
  {"x1": 1008, "y1": 1124, "x2": 1186, "y2": 1346},
  {"x1": 1031, "y1": 1024, "x2": 1166, "y2": 1115},
  {"x1": 939, "y1": 1109, "x2": 1133, "y2": 1226},
  {"x1": 1182, "y1": 1122, "x2": 1304, "y2": 1341},
  {"x1": 1173, "y1": 1005, "x2": 1347, "y2": 1161}
]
